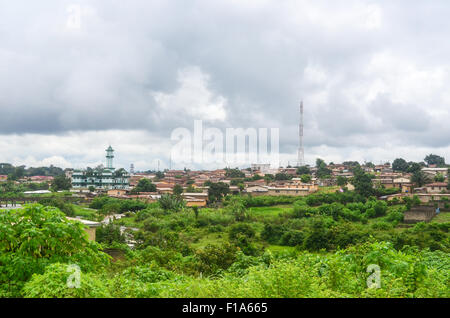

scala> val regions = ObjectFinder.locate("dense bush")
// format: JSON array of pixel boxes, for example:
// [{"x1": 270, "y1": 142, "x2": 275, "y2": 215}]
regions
[
  {"x1": 242, "y1": 195, "x2": 299, "y2": 207},
  {"x1": 305, "y1": 192, "x2": 366, "y2": 207},
  {"x1": 229, "y1": 223, "x2": 256, "y2": 241},
  {"x1": 0, "y1": 204, "x2": 109, "y2": 297},
  {"x1": 194, "y1": 243, "x2": 239, "y2": 275},
  {"x1": 96, "y1": 223, "x2": 126, "y2": 245},
  {"x1": 22, "y1": 263, "x2": 110, "y2": 298},
  {"x1": 90, "y1": 196, "x2": 148, "y2": 214},
  {"x1": 39, "y1": 198, "x2": 75, "y2": 216}
]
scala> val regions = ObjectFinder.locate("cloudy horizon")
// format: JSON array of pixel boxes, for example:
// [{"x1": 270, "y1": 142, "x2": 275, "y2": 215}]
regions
[{"x1": 1, "y1": 0, "x2": 449, "y2": 171}]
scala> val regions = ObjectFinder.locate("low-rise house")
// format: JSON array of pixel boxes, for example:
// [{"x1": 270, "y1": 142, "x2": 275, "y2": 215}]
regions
[
  {"x1": 183, "y1": 196, "x2": 208, "y2": 207},
  {"x1": 157, "y1": 188, "x2": 173, "y2": 194},
  {"x1": 425, "y1": 182, "x2": 448, "y2": 194},
  {"x1": 245, "y1": 186, "x2": 269, "y2": 196},
  {"x1": 66, "y1": 217, "x2": 101, "y2": 241},
  {"x1": 266, "y1": 182, "x2": 318, "y2": 196},
  {"x1": 422, "y1": 168, "x2": 448, "y2": 178},
  {"x1": 373, "y1": 178, "x2": 394, "y2": 189},
  {"x1": 393, "y1": 177, "x2": 413, "y2": 193},
  {"x1": 266, "y1": 186, "x2": 311, "y2": 196},
  {"x1": 107, "y1": 189, "x2": 128, "y2": 197},
  {"x1": 181, "y1": 192, "x2": 208, "y2": 200},
  {"x1": 27, "y1": 176, "x2": 54, "y2": 183}
]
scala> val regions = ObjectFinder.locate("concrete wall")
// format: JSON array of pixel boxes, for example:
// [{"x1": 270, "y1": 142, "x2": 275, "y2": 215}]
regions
[{"x1": 85, "y1": 227, "x2": 96, "y2": 241}]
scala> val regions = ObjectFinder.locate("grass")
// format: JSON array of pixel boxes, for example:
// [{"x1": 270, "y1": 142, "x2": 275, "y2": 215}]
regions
[
  {"x1": 71, "y1": 204, "x2": 98, "y2": 220},
  {"x1": 248, "y1": 205, "x2": 292, "y2": 222},
  {"x1": 432, "y1": 212, "x2": 450, "y2": 223},
  {"x1": 190, "y1": 231, "x2": 227, "y2": 249},
  {"x1": 266, "y1": 245, "x2": 297, "y2": 253},
  {"x1": 316, "y1": 186, "x2": 340, "y2": 194}
]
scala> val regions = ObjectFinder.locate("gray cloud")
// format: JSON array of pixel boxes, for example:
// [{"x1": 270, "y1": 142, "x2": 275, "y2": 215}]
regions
[{"x1": 0, "y1": 0, "x2": 449, "y2": 168}]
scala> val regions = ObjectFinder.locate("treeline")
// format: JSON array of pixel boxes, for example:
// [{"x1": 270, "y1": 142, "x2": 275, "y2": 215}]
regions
[
  {"x1": 89, "y1": 196, "x2": 149, "y2": 215},
  {"x1": 0, "y1": 163, "x2": 65, "y2": 180},
  {"x1": 0, "y1": 181, "x2": 50, "y2": 196}
]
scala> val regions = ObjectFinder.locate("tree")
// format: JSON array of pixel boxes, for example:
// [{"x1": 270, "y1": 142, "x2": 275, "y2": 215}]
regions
[
  {"x1": 424, "y1": 154, "x2": 446, "y2": 167},
  {"x1": 51, "y1": 175, "x2": 72, "y2": 191},
  {"x1": 336, "y1": 176, "x2": 347, "y2": 187},
  {"x1": 173, "y1": 184, "x2": 183, "y2": 195},
  {"x1": 407, "y1": 162, "x2": 422, "y2": 173},
  {"x1": 88, "y1": 186, "x2": 95, "y2": 192},
  {"x1": 226, "y1": 196, "x2": 248, "y2": 221},
  {"x1": 0, "y1": 204, "x2": 109, "y2": 297},
  {"x1": 275, "y1": 173, "x2": 292, "y2": 181},
  {"x1": 96, "y1": 223, "x2": 126, "y2": 245},
  {"x1": 434, "y1": 173, "x2": 445, "y2": 183},
  {"x1": 300, "y1": 174, "x2": 312, "y2": 183},
  {"x1": 22, "y1": 263, "x2": 110, "y2": 298},
  {"x1": 155, "y1": 171, "x2": 165, "y2": 179},
  {"x1": 448, "y1": 168, "x2": 450, "y2": 190},
  {"x1": 411, "y1": 170, "x2": 430, "y2": 187},
  {"x1": 159, "y1": 194, "x2": 186, "y2": 212},
  {"x1": 392, "y1": 158, "x2": 409, "y2": 172},
  {"x1": 100, "y1": 202, "x2": 122, "y2": 215},
  {"x1": 263, "y1": 174, "x2": 274, "y2": 184},
  {"x1": 225, "y1": 168, "x2": 245, "y2": 178},
  {"x1": 316, "y1": 158, "x2": 332, "y2": 179},
  {"x1": 134, "y1": 178, "x2": 156, "y2": 193},
  {"x1": 296, "y1": 166, "x2": 311, "y2": 175},
  {"x1": 207, "y1": 182, "x2": 230, "y2": 204},
  {"x1": 350, "y1": 167, "x2": 374, "y2": 197}
]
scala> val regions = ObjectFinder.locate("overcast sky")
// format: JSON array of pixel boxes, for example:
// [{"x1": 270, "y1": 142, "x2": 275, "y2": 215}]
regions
[{"x1": 0, "y1": 0, "x2": 449, "y2": 171}]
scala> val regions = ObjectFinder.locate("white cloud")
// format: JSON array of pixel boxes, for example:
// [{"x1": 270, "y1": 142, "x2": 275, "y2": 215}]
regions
[{"x1": 152, "y1": 66, "x2": 227, "y2": 122}]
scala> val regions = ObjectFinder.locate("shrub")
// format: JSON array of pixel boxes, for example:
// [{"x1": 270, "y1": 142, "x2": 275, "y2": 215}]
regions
[
  {"x1": 229, "y1": 223, "x2": 256, "y2": 241},
  {"x1": 0, "y1": 204, "x2": 109, "y2": 297},
  {"x1": 22, "y1": 263, "x2": 110, "y2": 298},
  {"x1": 194, "y1": 243, "x2": 239, "y2": 275},
  {"x1": 96, "y1": 223, "x2": 126, "y2": 245}
]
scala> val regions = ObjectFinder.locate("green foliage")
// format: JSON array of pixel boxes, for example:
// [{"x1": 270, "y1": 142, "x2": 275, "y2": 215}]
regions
[
  {"x1": 194, "y1": 243, "x2": 239, "y2": 275},
  {"x1": 316, "y1": 158, "x2": 332, "y2": 179},
  {"x1": 159, "y1": 194, "x2": 186, "y2": 212},
  {"x1": 424, "y1": 154, "x2": 446, "y2": 167},
  {"x1": 229, "y1": 223, "x2": 256, "y2": 241},
  {"x1": 301, "y1": 174, "x2": 312, "y2": 183},
  {"x1": 392, "y1": 158, "x2": 409, "y2": 172},
  {"x1": 226, "y1": 196, "x2": 248, "y2": 221},
  {"x1": 274, "y1": 173, "x2": 292, "y2": 181},
  {"x1": 90, "y1": 196, "x2": 147, "y2": 214},
  {"x1": 351, "y1": 167, "x2": 375, "y2": 197},
  {"x1": 296, "y1": 166, "x2": 311, "y2": 175},
  {"x1": 96, "y1": 223, "x2": 126, "y2": 245},
  {"x1": 242, "y1": 195, "x2": 299, "y2": 207},
  {"x1": 22, "y1": 263, "x2": 110, "y2": 298},
  {"x1": 0, "y1": 204, "x2": 109, "y2": 297},
  {"x1": 225, "y1": 168, "x2": 245, "y2": 178},
  {"x1": 173, "y1": 184, "x2": 183, "y2": 195},
  {"x1": 2, "y1": 189, "x2": 449, "y2": 298},
  {"x1": 206, "y1": 182, "x2": 230, "y2": 204},
  {"x1": 411, "y1": 170, "x2": 429, "y2": 187},
  {"x1": 133, "y1": 178, "x2": 156, "y2": 193},
  {"x1": 434, "y1": 173, "x2": 445, "y2": 182},
  {"x1": 336, "y1": 176, "x2": 347, "y2": 187},
  {"x1": 39, "y1": 198, "x2": 75, "y2": 217},
  {"x1": 51, "y1": 175, "x2": 72, "y2": 191}
]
